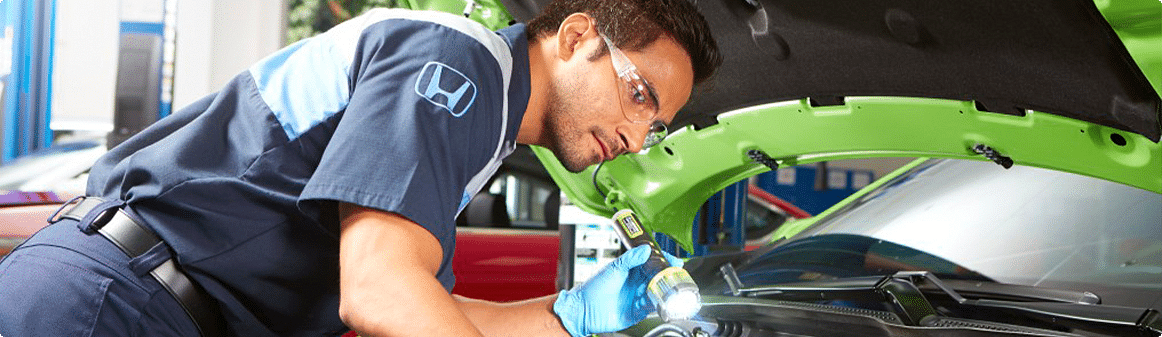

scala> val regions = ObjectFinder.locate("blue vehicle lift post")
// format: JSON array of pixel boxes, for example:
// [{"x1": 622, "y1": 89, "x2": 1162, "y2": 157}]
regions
[
  {"x1": 2, "y1": 0, "x2": 56, "y2": 163},
  {"x1": 656, "y1": 180, "x2": 749, "y2": 258}
]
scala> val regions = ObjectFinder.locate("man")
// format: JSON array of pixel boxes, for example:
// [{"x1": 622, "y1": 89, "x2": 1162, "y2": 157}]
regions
[{"x1": 0, "y1": 0, "x2": 721, "y2": 335}]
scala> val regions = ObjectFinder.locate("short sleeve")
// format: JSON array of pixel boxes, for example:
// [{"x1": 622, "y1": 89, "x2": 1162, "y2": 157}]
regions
[{"x1": 299, "y1": 17, "x2": 508, "y2": 241}]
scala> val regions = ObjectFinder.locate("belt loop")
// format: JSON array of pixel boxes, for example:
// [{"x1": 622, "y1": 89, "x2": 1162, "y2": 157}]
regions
[
  {"x1": 47, "y1": 195, "x2": 85, "y2": 223},
  {"x1": 129, "y1": 243, "x2": 172, "y2": 278},
  {"x1": 77, "y1": 199, "x2": 126, "y2": 235},
  {"x1": 55, "y1": 196, "x2": 225, "y2": 336}
]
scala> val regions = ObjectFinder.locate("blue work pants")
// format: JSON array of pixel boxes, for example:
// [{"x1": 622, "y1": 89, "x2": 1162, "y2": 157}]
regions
[{"x1": 0, "y1": 218, "x2": 200, "y2": 336}]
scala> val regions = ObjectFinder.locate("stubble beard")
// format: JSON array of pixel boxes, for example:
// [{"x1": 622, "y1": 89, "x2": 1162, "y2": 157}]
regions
[{"x1": 542, "y1": 79, "x2": 601, "y2": 173}]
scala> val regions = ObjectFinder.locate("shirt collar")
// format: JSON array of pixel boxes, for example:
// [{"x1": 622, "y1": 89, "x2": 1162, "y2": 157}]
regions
[{"x1": 496, "y1": 24, "x2": 530, "y2": 145}]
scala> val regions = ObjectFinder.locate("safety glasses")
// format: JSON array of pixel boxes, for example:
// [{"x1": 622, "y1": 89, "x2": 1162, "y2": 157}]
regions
[{"x1": 597, "y1": 30, "x2": 668, "y2": 149}]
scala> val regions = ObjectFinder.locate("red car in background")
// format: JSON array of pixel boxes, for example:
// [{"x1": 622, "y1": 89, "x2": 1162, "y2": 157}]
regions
[
  {"x1": 451, "y1": 147, "x2": 813, "y2": 301},
  {"x1": 0, "y1": 191, "x2": 64, "y2": 257},
  {"x1": 451, "y1": 146, "x2": 565, "y2": 301}
]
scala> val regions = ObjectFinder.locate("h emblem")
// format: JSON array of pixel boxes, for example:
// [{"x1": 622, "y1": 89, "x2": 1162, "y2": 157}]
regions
[{"x1": 414, "y1": 61, "x2": 477, "y2": 117}]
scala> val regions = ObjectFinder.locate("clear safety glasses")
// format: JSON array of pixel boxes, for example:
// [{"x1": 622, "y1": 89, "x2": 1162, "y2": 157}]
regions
[{"x1": 597, "y1": 31, "x2": 668, "y2": 149}]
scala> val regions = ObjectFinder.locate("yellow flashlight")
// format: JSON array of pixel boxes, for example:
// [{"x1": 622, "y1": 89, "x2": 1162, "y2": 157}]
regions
[{"x1": 612, "y1": 209, "x2": 702, "y2": 321}]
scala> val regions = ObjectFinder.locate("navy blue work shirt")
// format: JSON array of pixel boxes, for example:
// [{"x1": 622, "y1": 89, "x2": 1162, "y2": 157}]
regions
[{"x1": 86, "y1": 9, "x2": 531, "y2": 336}]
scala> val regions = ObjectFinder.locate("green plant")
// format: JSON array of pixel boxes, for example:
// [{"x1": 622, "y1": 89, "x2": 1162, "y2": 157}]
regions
[
  {"x1": 286, "y1": 0, "x2": 515, "y2": 44},
  {"x1": 287, "y1": 0, "x2": 403, "y2": 43}
]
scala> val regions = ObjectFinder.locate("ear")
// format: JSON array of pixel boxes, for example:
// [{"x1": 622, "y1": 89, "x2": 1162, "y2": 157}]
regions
[{"x1": 555, "y1": 13, "x2": 597, "y2": 61}]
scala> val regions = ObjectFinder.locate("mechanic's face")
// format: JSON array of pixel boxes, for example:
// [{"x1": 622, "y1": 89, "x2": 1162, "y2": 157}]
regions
[{"x1": 544, "y1": 29, "x2": 694, "y2": 173}]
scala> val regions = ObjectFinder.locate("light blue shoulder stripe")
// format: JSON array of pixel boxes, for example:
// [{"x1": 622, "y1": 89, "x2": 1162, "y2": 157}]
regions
[
  {"x1": 249, "y1": 8, "x2": 513, "y2": 140},
  {"x1": 249, "y1": 37, "x2": 351, "y2": 139}
]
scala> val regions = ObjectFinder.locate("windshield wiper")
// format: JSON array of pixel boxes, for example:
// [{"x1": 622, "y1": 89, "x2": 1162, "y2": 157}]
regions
[
  {"x1": 720, "y1": 266, "x2": 1162, "y2": 336},
  {"x1": 719, "y1": 264, "x2": 1099, "y2": 305}
]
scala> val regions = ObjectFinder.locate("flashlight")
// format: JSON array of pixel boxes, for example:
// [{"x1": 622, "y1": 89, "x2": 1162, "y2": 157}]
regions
[{"x1": 612, "y1": 209, "x2": 702, "y2": 321}]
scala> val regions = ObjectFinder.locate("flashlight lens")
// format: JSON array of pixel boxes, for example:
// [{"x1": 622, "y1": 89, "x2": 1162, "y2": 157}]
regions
[{"x1": 661, "y1": 289, "x2": 702, "y2": 320}]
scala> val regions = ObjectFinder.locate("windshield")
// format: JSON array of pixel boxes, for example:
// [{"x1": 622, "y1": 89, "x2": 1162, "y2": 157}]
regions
[{"x1": 743, "y1": 159, "x2": 1162, "y2": 308}]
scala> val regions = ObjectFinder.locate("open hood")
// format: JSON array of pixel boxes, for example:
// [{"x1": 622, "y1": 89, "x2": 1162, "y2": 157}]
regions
[{"x1": 520, "y1": 0, "x2": 1162, "y2": 251}]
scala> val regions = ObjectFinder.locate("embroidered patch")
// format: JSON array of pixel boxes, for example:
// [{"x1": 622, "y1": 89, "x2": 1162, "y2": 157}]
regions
[{"x1": 414, "y1": 61, "x2": 478, "y2": 117}]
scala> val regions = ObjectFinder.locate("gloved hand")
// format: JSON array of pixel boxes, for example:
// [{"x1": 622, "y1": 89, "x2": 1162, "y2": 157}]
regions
[{"x1": 553, "y1": 245, "x2": 684, "y2": 337}]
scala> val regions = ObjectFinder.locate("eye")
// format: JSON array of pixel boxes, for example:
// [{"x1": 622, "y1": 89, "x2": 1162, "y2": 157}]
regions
[
  {"x1": 631, "y1": 88, "x2": 649, "y2": 104},
  {"x1": 630, "y1": 83, "x2": 658, "y2": 109}
]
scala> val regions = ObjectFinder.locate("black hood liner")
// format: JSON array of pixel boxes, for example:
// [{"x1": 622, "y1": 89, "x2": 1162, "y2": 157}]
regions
[{"x1": 503, "y1": 0, "x2": 1161, "y2": 142}]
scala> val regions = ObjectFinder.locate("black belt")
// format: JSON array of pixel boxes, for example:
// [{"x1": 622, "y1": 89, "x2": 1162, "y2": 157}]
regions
[{"x1": 50, "y1": 197, "x2": 226, "y2": 336}]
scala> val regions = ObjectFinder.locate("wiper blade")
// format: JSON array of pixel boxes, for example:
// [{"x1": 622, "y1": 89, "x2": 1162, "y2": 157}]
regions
[
  {"x1": 720, "y1": 267, "x2": 1162, "y2": 336},
  {"x1": 918, "y1": 278, "x2": 1101, "y2": 305},
  {"x1": 720, "y1": 264, "x2": 1101, "y2": 305}
]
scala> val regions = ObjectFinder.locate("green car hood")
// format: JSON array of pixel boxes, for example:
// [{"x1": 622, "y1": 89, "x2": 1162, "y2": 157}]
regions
[{"x1": 526, "y1": 0, "x2": 1162, "y2": 252}]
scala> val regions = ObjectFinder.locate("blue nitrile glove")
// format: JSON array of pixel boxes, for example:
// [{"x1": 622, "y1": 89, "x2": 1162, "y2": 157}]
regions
[{"x1": 553, "y1": 245, "x2": 685, "y2": 337}]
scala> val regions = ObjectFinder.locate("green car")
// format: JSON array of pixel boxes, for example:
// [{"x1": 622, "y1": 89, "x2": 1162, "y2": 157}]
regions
[
  {"x1": 411, "y1": 0, "x2": 1155, "y2": 335},
  {"x1": 508, "y1": 0, "x2": 1161, "y2": 336}
]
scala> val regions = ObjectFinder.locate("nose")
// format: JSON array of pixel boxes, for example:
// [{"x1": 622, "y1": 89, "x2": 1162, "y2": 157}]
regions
[{"x1": 617, "y1": 123, "x2": 649, "y2": 154}]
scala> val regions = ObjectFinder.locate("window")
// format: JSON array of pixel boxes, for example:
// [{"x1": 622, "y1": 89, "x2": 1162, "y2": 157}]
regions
[{"x1": 487, "y1": 171, "x2": 558, "y2": 229}]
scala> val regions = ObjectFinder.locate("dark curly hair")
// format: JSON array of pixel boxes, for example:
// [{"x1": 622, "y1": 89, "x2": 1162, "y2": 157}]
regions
[{"x1": 526, "y1": 0, "x2": 722, "y2": 86}]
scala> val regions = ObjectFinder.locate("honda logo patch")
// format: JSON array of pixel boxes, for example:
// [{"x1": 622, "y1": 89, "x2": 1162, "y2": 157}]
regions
[{"x1": 415, "y1": 61, "x2": 477, "y2": 117}]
